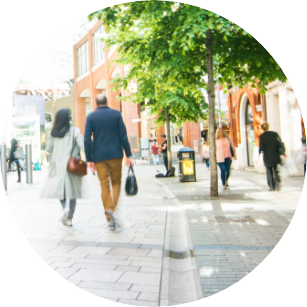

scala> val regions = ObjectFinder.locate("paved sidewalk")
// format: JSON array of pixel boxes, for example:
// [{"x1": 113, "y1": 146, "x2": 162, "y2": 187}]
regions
[
  {"x1": 7, "y1": 167, "x2": 168, "y2": 306},
  {"x1": 160, "y1": 164, "x2": 304, "y2": 298},
  {"x1": 5, "y1": 163, "x2": 304, "y2": 303}
]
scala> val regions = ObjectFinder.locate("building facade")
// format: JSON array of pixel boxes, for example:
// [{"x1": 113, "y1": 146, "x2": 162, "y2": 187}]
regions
[
  {"x1": 44, "y1": 86, "x2": 75, "y2": 146},
  {"x1": 228, "y1": 81, "x2": 305, "y2": 175},
  {"x1": 73, "y1": 21, "x2": 202, "y2": 163}
]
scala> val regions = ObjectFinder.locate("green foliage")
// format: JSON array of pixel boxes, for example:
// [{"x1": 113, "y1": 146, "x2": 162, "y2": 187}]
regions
[{"x1": 89, "y1": 1, "x2": 286, "y2": 125}]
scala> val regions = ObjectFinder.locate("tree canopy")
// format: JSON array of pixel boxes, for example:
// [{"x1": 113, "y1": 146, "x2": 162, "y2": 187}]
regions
[
  {"x1": 89, "y1": 1, "x2": 286, "y2": 125},
  {"x1": 89, "y1": 1, "x2": 287, "y2": 195}
]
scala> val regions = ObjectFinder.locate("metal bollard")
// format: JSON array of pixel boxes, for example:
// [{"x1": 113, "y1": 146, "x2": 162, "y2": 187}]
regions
[
  {"x1": 25, "y1": 144, "x2": 33, "y2": 184},
  {"x1": 0, "y1": 143, "x2": 7, "y2": 192}
]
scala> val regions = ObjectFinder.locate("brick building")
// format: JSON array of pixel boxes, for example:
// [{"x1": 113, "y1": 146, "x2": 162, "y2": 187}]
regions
[{"x1": 73, "y1": 21, "x2": 202, "y2": 163}]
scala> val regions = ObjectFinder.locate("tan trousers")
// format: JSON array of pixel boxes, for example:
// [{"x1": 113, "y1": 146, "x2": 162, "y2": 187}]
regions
[{"x1": 95, "y1": 158, "x2": 123, "y2": 222}]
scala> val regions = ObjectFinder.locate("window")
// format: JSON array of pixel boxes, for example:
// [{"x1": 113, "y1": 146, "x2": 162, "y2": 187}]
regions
[
  {"x1": 77, "y1": 41, "x2": 89, "y2": 76},
  {"x1": 245, "y1": 101, "x2": 254, "y2": 125},
  {"x1": 93, "y1": 25, "x2": 105, "y2": 66}
]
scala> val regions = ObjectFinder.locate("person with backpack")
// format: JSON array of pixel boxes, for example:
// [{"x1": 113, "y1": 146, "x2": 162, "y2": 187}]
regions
[{"x1": 258, "y1": 122, "x2": 285, "y2": 191}]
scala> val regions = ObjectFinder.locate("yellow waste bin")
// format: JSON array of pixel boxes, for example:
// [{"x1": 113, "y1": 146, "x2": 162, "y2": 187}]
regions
[{"x1": 178, "y1": 147, "x2": 196, "y2": 182}]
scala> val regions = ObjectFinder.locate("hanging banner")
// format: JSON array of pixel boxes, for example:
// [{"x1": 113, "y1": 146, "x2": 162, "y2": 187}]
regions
[{"x1": 14, "y1": 95, "x2": 45, "y2": 126}]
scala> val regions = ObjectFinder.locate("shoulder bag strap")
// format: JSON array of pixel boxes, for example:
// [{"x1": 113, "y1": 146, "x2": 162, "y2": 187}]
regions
[{"x1": 70, "y1": 128, "x2": 76, "y2": 158}]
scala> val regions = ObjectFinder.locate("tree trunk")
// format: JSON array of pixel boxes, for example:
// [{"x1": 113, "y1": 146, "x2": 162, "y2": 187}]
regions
[
  {"x1": 206, "y1": 29, "x2": 218, "y2": 197},
  {"x1": 165, "y1": 107, "x2": 172, "y2": 171}
]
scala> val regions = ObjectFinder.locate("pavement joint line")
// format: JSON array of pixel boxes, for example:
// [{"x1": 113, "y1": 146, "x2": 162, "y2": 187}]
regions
[{"x1": 194, "y1": 245, "x2": 274, "y2": 250}]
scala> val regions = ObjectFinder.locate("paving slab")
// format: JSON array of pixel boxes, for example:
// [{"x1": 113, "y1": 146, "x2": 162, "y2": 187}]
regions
[
  {"x1": 107, "y1": 248, "x2": 151, "y2": 257},
  {"x1": 78, "y1": 280, "x2": 131, "y2": 291},
  {"x1": 118, "y1": 299, "x2": 158, "y2": 306},
  {"x1": 161, "y1": 163, "x2": 303, "y2": 298},
  {"x1": 70, "y1": 269, "x2": 124, "y2": 282},
  {"x1": 79, "y1": 288, "x2": 139, "y2": 300},
  {"x1": 129, "y1": 284, "x2": 160, "y2": 293},
  {"x1": 117, "y1": 271, "x2": 161, "y2": 286},
  {"x1": 7, "y1": 163, "x2": 301, "y2": 304}
]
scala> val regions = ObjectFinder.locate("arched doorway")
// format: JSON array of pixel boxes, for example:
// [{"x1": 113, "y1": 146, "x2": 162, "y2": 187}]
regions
[{"x1": 245, "y1": 100, "x2": 255, "y2": 166}]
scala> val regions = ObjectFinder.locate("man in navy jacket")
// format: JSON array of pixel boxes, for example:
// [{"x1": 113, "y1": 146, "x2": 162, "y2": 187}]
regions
[{"x1": 84, "y1": 94, "x2": 133, "y2": 230}]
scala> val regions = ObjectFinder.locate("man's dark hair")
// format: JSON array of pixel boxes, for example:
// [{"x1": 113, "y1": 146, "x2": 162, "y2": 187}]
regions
[
  {"x1": 96, "y1": 94, "x2": 107, "y2": 106},
  {"x1": 161, "y1": 134, "x2": 166, "y2": 138}
]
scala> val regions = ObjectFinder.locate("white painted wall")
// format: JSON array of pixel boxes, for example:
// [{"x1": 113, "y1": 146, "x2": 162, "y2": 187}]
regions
[{"x1": 266, "y1": 92, "x2": 281, "y2": 135}]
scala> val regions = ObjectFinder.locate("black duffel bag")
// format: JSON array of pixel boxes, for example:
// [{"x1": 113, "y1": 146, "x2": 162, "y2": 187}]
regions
[{"x1": 125, "y1": 165, "x2": 138, "y2": 196}]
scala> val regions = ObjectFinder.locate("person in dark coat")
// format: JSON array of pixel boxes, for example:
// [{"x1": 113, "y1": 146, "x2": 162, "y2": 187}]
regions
[
  {"x1": 159, "y1": 134, "x2": 168, "y2": 174},
  {"x1": 84, "y1": 94, "x2": 133, "y2": 230},
  {"x1": 8, "y1": 138, "x2": 21, "y2": 183},
  {"x1": 259, "y1": 122, "x2": 284, "y2": 191}
]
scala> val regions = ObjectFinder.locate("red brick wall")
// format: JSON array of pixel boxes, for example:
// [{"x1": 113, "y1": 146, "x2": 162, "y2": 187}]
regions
[
  {"x1": 183, "y1": 121, "x2": 201, "y2": 154},
  {"x1": 73, "y1": 21, "x2": 204, "y2": 161}
]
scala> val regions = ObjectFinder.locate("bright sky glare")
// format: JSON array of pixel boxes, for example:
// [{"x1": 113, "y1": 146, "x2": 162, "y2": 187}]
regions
[{"x1": 16, "y1": 18, "x2": 96, "y2": 90}]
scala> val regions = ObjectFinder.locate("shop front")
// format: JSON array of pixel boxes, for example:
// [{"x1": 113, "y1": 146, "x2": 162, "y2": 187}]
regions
[
  {"x1": 231, "y1": 91, "x2": 261, "y2": 171},
  {"x1": 228, "y1": 81, "x2": 304, "y2": 175}
]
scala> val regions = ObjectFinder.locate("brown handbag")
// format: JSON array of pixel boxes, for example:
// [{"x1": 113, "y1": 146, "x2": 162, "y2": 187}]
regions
[{"x1": 67, "y1": 128, "x2": 87, "y2": 177}]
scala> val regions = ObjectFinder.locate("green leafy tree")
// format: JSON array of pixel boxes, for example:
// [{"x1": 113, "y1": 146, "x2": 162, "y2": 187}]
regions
[{"x1": 89, "y1": 1, "x2": 286, "y2": 196}]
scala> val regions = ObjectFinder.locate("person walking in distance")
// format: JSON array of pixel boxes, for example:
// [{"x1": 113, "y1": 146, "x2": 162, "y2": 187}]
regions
[
  {"x1": 225, "y1": 133, "x2": 236, "y2": 186},
  {"x1": 299, "y1": 137, "x2": 307, "y2": 176},
  {"x1": 84, "y1": 94, "x2": 133, "y2": 230},
  {"x1": 215, "y1": 128, "x2": 232, "y2": 189},
  {"x1": 151, "y1": 140, "x2": 159, "y2": 165},
  {"x1": 40, "y1": 109, "x2": 85, "y2": 226},
  {"x1": 8, "y1": 138, "x2": 21, "y2": 183},
  {"x1": 202, "y1": 141, "x2": 210, "y2": 171},
  {"x1": 159, "y1": 134, "x2": 168, "y2": 174},
  {"x1": 259, "y1": 122, "x2": 284, "y2": 191}
]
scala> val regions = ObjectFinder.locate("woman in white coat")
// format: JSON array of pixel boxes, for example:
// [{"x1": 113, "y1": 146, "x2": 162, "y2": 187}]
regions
[{"x1": 40, "y1": 109, "x2": 84, "y2": 226}]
